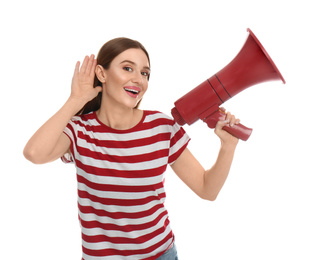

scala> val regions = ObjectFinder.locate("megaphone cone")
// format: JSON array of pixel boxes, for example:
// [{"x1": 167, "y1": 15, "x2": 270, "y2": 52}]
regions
[{"x1": 171, "y1": 28, "x2": 285, "y2": 141}]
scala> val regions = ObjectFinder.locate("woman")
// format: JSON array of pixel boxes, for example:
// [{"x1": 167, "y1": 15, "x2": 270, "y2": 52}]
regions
[{"x1": 24, "y1": 37, "x2": 240, "y2": 260}]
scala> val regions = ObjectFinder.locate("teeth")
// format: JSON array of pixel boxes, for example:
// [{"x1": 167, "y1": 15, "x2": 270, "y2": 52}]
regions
[{"x1": 124, "y1": 88, "x2": 139, "y2": 94}]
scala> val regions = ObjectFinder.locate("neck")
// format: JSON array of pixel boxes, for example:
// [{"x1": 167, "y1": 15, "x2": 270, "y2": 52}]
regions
[{"x1": 96, "y1": 104, "x2": 142, "y2": 130}]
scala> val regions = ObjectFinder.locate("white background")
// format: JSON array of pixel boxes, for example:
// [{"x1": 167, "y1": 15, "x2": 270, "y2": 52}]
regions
[{"x1": 1, "y1": 0, "x2": 309, "y2": 259}]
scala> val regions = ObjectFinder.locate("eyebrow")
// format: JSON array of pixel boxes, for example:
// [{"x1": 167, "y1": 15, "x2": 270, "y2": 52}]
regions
[{"x1": 120, "y1": 60, "x2": 151, "y2": 71}]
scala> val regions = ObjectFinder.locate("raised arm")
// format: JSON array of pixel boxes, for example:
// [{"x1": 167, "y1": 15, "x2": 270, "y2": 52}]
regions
[
  {"x1": 171, "y1": 110, "x2": 239, "y2": 201},
  {"x1": 23, "y1": 55, "x2": 102, "y2": 164}
]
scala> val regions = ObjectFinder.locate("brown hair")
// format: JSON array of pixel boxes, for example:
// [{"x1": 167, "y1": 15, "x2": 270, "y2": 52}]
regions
[{"x1": 77, "y1": 37, "x2": 150, "y2": 115}]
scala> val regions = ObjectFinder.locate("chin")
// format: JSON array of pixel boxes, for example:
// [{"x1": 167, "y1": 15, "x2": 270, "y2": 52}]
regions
[
  {"x1": 126, "y1": 98, "x2": 142, "y2": 109},
  {"x1": 134, "y1": 99, "x2": 142, "y2": 109},
  {"x1": 120, "y1": 100, "x2": 141, "y2": 110}
]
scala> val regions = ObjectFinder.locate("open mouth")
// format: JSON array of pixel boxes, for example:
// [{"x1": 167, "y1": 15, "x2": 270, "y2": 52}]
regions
[{"x1": 124, "y1": 87, "x2": 141, "y2": 98}]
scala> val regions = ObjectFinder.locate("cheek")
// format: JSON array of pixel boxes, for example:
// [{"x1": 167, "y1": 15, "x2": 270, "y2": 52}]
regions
[
  {"x1": 105, "y1": 72, "x2": 127, "y2": 89},
  {"x1": 143, "y1": 79, "x2": 149, "y2": 89},
  {"x1": 109, "y1": 73, "x2": 124, "y2": 84},
  {"x1": 142, "y1": 82, "x2": 148, "y2": 94}
]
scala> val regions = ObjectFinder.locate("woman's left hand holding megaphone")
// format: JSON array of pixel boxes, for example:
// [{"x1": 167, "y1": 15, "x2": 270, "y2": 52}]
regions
[
  {"x1": 205, "y1": 107, "x2": 253, "y2": 142},
  {"x1": 214, "y1": 108, "x2": 240, "y2": 144}
]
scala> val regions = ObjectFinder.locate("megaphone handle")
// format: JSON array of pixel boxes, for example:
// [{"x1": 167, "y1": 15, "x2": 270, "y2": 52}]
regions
[
  {"x1": 222, "y1": 124, "x2": 253, "y2": 141},
  {"x1": 203, "y1": 110, "x2": 253, "y2": 141}
]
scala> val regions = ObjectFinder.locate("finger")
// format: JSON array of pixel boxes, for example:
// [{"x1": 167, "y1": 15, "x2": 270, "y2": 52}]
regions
[
  {"x1": 73, "y1": 61, "x2": 81, "y2": 77},
  {"x1": 94, "y1": 85, "x2": 103, "y2": 93},
  {"x1": 224, "y1": 111, "x2": 237, "y2": 127},
  {"x1": 85, "y1": 54, "x2": 95, "y2": 75},
  {"x1": 225, "y1": 111, "x2": 232, "y2": 124},
  {"x1": 226, "y1": 113, "x2": 240, "y2": 127},
  {"x1": 80, "y1": 55, "x2": 90, "y2": 73},
  {"x1": 229, "y1": 115, "x2": 236, "y2": 127},
  {"x1": 215, "y1": 119, "x2": 229, "y2": 130},
  {"x1": 90, "y1": 57, "x2": 97, "y2": 77}
]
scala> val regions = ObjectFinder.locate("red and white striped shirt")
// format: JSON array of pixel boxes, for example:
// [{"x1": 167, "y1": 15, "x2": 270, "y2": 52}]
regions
[{"x1": 62, "y1": 110, "x2": 190, "y2": 260}]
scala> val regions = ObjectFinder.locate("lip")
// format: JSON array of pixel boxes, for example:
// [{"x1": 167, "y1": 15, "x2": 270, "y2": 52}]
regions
[{"x1": 123, "y1": 86, "x2": 141, "y2": 98}]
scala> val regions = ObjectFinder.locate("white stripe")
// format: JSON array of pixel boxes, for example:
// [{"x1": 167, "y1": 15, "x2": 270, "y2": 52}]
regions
[
  {"x1": 82, "y1": 237, "x2": 173, "y2": 260},
  {"x1": 72, "y1": 116, "x2": 100, "y2": 127},
  {"x1": 169, "y1": 133, "x2": 190, "y2": 158},
  {"x1": 82, "y1": 218, "x2": 172, "y2": 251},
  {"x1": 77, "y1": 138, "x2": 170, "y2": 156},
  {"x1": 76, "y1": 168, "x2": 165, "y2": 186},
  {"x1": 78, "y1": 197, "x2": 166, "y2": 214},
  {"x1": 76, "y1": 154, "x2": 168, "y2": 171},
  {"x1": 78, "y1": 182, "x2": 165, "y2": 200},
  {"x1": 76, "y1": 124, "x2": 171, "y2": 142},
  {"x1": 63, "y1": 126, "x2": 74, "y2": 141},
  {"x1": 143, "y1": 112, "x2": 172, "y2": 123},
  {"x1": 81, "y1": 210, "x2": 169, "y2": 238}
]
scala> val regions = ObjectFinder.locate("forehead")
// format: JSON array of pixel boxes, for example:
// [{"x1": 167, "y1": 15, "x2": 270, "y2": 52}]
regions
[{"x1": 112, "y1": 48, "x2": 150, "y2": 67}]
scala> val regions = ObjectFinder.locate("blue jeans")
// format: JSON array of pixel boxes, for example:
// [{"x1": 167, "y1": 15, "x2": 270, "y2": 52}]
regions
[{"x1": 156, "y1": 243, "x2": 179, "y2": 260}]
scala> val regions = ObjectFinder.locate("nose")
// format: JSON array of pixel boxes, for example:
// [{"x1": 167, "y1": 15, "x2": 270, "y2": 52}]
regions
[{"x1": 132, "y1": 71, "x2": 144, "y2": 85}]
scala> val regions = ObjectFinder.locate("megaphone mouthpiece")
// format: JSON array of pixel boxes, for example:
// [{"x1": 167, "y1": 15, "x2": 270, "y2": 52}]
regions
[{"x1": 171, "y1": 107, "x2": 186, "y2": 126}]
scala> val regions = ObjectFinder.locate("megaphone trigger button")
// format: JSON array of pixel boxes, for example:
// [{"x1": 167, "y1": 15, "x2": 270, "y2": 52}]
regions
[{"x1": 219, "y1": 107, "x2": 226, "y2": 112}]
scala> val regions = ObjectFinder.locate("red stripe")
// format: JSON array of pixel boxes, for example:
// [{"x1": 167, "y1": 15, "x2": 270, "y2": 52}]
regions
[
  {"x1": 80, "y1": 210, "x2": 168, "y2": 232},
  {"x1": 75, "y1": 112, "x2": 174, "y2": 134},
  {"x1": 64, "y1": 123, "x2": 77, "y2": 159},
  {"x1": 81, "y1": 230, "x2": 173, "y2": 258},
  {"x1": 76, "y1": 145, "x2": 169, "y2": 163},
  {"x1": 78, "y1": 190, "x2": 166, "y2": 207},
  {"x1": 82, "y1": 224, "x2": 167, "y2": 244},
  {"x1": 170, "y1": 126, "x2": 186, "y2": 147},
  {"x1": 75, "y1": 159, "x2": 167, "y2": 178},
  {"x1": 78, "y1": 132, "x2": 171, "y2": 149},
  {"x1": 77, "y1": 174, "x2": 164, "y2": 193},
  {"x1": 79, "y1": 203, "x2": 164, "y2": 219},
  {"x1": 168, "y1": 142, "x2": 189, "y2": 164}
]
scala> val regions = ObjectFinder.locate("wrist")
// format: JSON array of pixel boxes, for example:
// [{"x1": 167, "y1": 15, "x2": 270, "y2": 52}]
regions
[
  {"x1": 220, "y1": 139, "x2": 238, "y2": 151},
  {"x1": 65, "y1": 96, "x2": 85, "y2": 115}
]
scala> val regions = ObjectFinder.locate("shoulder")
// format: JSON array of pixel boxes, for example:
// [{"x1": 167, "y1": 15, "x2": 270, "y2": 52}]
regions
[
  {"x1": 143, "y1": 110, "x2": 176, "y2": 126},
  {"x1": 70, "y1": 111, "x2": 98, "y2": 126},
  {"x1": 66, "y1": 112, "x2": 101, "y2": 135},
  {"x1": 142, "y1": 110, "x2": 188, "y2": 138}
]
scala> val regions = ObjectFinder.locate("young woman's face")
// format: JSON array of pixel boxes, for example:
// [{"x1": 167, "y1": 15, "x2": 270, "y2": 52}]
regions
[{"x1": 99, "y1": 48, "x2": 150, "y2": 109}]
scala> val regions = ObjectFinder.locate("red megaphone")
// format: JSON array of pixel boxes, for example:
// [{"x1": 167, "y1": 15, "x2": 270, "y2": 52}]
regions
[{"x1": 171, "y1": 28, "x2": 286, "y2": 141}]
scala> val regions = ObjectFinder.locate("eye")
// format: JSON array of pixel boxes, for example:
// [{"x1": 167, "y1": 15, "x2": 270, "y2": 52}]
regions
[
  {"x1": 141, "y1": 71, "x2": 150, "y2": 77},
  {"x1": 123, "y1": 66, "x2": 133, "y2": 72}
]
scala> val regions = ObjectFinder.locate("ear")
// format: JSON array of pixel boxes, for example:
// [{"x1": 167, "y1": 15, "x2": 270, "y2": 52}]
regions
[{"x1": 95, "y1": 65, "x2": 106, "y2": 83}]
